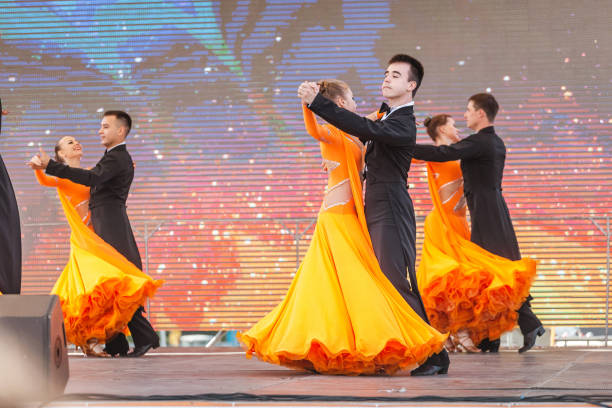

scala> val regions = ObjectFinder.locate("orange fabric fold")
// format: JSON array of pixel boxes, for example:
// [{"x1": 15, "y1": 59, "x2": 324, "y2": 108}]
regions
[
  {"x1": 36, "y1": 171, "x2": 163, "y2": 350},
  {"x1": 417, "y1": 161, "x2": 536, "y2": 344}
]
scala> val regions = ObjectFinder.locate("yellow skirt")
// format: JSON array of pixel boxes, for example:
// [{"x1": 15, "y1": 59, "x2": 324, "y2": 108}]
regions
[{"x1": 240, "y1": 206, "x2": 446, "y2": 375}]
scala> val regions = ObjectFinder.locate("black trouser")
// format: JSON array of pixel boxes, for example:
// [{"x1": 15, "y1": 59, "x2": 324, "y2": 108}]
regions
[
  {"x1": 92, "y1": 203, "x2": 158, "y2": 351},
  {"x1": 366, "y1": 182, "x2": 448, "y2": 366},
  {"x1": 518, "y1": 295, "x2": 541, "y2": 334}
]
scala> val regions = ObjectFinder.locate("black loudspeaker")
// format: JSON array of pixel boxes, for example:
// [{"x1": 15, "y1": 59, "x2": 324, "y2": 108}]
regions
[{"x1": 0, "y1": 294, "x2": 69, "y2": 402}]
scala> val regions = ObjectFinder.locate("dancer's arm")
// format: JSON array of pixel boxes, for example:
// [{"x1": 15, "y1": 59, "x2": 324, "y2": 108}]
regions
[
  {"x1": 302, "y1": 104, "x2": 335, "y2": 143},
  {"x1": 412, "y1": 136, "x2": 482, "y2": 162},
  {"x1": 46, "y1": 151, "x2": 124, "y2": 187},
  {"x1": 308, "y1": 93, "x2": 414, "y2": 147},
  {"x1": 34, "y1": 169, "x2": 60, "y2": 187}
]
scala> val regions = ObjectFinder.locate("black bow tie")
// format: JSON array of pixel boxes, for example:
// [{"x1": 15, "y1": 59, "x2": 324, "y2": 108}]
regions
[{"x1": 379, "y1": 102, "x2": 391, "y2": 115}]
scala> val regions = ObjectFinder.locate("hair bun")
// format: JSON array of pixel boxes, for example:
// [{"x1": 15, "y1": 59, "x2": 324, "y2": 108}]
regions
[{"x1": 423, "y1": 116, "x2": 432, "y2": 127}]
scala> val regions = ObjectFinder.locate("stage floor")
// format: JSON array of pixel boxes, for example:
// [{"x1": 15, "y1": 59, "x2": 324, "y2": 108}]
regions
[{"x1": 45, "y1": 347, "x2": 611, "y2": 407}]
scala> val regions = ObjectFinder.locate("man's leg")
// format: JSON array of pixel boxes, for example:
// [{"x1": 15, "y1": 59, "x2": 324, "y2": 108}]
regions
[
  {"x1": 518, "y1": 295, "x2": 545, "y2": 353},
  {"x1": 367, "y1": 212, "x2": 449, "y2": 374},
  {"x1": 128, "y1": 307, "x2": 159, "y2": 349},
  {"x1": 368, "y1": 220, "x2": 428, "y2": 319},
  {"x1": 104, "y1": 332, "x2": 129, "y2": 357}
]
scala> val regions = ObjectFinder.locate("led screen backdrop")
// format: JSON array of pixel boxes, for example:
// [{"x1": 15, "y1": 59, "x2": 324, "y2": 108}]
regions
[{"x1": 1, "y1": 0, "x2": 610, "y2": 330}]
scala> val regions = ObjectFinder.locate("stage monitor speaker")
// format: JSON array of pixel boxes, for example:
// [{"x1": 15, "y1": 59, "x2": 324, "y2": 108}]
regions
[{"x1": 0, "y1": 294, "x2": 69, "y2": 402}]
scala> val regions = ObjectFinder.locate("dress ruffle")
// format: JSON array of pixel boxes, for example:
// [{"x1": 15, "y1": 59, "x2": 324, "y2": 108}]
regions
[
  {"x1": 240, "y1": 335, "x2": 445, "y2": 375},
  {"x1": 56, "y1": 275, "x2": 162, "y2": 348},
  {"x1": 418, "y1": 161, "x2": 536, "y2": 344},
  {"x1": 420, "y1": 254, "x2": 535, "y2": 344},
  {"x1": 50, "y1": 188, "x2": 163, "y2": 351}
]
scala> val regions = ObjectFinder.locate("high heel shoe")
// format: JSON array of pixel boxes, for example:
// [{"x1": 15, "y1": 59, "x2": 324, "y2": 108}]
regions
[{"x1": 455, "y1": 330, "x2": 480, "y2": 353}]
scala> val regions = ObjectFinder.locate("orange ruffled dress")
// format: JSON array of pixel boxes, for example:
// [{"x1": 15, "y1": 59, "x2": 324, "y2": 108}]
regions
[
  {"x1": 239, "y1": 106, "x2": 446, "y2": 375},
  {"x1": 35, "y1": 170, "x2": 163, "y2": 352},
  {"x1": 417, "y1": 161, "x2": 536, "y2": 344}
]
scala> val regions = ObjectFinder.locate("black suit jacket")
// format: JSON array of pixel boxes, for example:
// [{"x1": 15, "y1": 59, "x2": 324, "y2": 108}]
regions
[
  {"x1": 308, "y1": 93, "x2": 415, "y2": 183},
  {"x1": 0, "y1": 98, "x2": 22, "y2": 294},
  {"x1": 46, "y1": 144, "x2": 143, "y2": 268},
  {"x1": 46, "y1": 144, "x2": 134, "y2": 208},
  {"x1": 411, "y1": 126, "x2": 521, "y2": 260}
]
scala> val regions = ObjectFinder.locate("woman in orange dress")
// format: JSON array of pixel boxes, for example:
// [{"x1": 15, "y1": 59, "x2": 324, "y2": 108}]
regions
[
  {"x1": 239, "y1": 80, "x2": 446, "y2": 375},
  {"x1": 29, "y1": 136, "x2": 162, "y2": 356},
  {"x1": 416, "y1": 114, "x2": 536, "y2": 352}
]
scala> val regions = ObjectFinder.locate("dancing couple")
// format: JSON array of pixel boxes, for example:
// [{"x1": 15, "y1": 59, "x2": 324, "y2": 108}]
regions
[
  {"x1": 29, "y1": 110, "x2": 162, "y2": 357},
  {"x1": 240, "y1": 53, "x2": 543, "y2": 375},
  {"x1": 241, "y1": 54, "x2": 449, "y2": 375}
]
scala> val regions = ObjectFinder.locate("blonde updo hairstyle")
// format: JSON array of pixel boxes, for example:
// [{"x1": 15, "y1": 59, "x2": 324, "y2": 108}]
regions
[{"x1": 317, "y1": 79, "x2": 350, "y2": 104}]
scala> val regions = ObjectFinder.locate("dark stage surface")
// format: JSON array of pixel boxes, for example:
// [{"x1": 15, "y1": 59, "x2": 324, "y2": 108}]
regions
[{"x1": 43, "y1": 347, "x2": 611, "y2": 407}]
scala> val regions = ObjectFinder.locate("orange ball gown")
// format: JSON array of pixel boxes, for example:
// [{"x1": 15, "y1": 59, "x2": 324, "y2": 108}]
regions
[
  {"x1": 417, "y1": 161, "x2": 536, "y2": 344},
  {"x1": 239, "y1": 106, "x2": 446, "y2": 375},
  {"x1": 35, "y1": 170, "x2": 163, "y2": 354}
]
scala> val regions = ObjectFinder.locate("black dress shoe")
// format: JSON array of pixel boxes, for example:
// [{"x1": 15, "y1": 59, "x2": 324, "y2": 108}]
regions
[
  {"x1": 104, "y1": 349, "x2": 128, "y2": 358},
  {"x1": 488, "y1": 338, "x2": 500, "y2": 352},
  {"x1": 410, "y1": 361, "x2": 449, "y2": 376},
  {"x1": 104, "y1": 333, "x2": 129, "y2": 357},
  {"x1": 478, "y1": 338, "x2": 490, "y2": 352},
  {"x1": 478, "y1": 338, "x2": 496, "y2": 352},
  {"x1": 127, "y1": 341, "x2": 160, "y2": 358},
  {"x1": 519, "y1": 326, "x2": 545, "y2": 353},
  {"x1": 478, "y1": 338, "x2": 500, "y2": 353}
]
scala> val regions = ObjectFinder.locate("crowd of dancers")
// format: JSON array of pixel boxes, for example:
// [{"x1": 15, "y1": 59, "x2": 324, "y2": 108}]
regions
[{"x1": 0, "y1": 53, "x2": 545, "y2": 374}]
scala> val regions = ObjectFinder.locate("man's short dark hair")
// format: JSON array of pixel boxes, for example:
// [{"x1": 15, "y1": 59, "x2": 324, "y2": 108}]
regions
[
  {"x1": 388, "y1": 54, "x2": 424, "y2": 97},
  {"x1": 468, "y1": 93, "x2": 499, "y2": 122},
  {"x1": 104, "y1": 110, "x2": 132, "y2": 135}
]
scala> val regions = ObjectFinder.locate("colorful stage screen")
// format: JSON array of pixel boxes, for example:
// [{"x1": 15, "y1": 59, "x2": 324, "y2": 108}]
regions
[{"x1": 1, "y1": 0, "x2": 610, "y2": 330}]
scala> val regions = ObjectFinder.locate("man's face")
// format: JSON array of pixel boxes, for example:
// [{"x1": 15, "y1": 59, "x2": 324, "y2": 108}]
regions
[
  {"x1": 464, "y1": 100, "x2": 481, "y2": 131},
  {"x1": 98, "y1": 115, "x2": 125, "y2": 147},
  {"x1": 381, "y1": 62, "x2": 415, "y2": 100}
]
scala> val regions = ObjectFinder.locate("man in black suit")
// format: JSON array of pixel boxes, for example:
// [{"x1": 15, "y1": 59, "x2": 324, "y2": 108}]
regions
[
  {"x1": 32, "y1": 110, "x2": 159, "y2": 357},
  {"x1": 0, "y1": 100, "x2": 21, "y2": 295},
  {"x1": 411, "y1": 93, "x2": 545, "y2": 353},
  {"x1": 298, "y1": 54, "x2": 449, "y2": 376}
]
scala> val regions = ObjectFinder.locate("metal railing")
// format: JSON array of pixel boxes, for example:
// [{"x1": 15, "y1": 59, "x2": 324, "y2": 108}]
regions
[{"x1": 22, "y1": 214, "x2": 611, "y2": 346}]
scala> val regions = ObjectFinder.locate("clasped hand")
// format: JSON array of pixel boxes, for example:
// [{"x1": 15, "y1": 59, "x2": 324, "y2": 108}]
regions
[
  {"x1": 297, "y1": 81, "x2": 319, "y2": 105},
  {"x1": 27, "y1": 147, "x2": 50, "y2": 170}
]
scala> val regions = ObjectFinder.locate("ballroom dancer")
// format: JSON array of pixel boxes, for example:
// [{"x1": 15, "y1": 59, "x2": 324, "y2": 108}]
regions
[
  {"x1": 240, "y1": 79, "x2": 446, "y2": 375},
  {"x1": 30, "y1": 110, "x2": 160, "y2": 357},
  {"x1": 412, "y1": 94, "x2": 545, "y2": 353},
  {"x1": 298, "y1": 54, "x2": 449, "y2": 375},
  {"x1": 0, "y1": 99, "x2": 21, "y2": 295},
  {"x1": 416, "y1": 114, "x2": 536, "y2": 352},
  {"x1": 29, "y1": 136, "x2": 162, "y2": 356}
]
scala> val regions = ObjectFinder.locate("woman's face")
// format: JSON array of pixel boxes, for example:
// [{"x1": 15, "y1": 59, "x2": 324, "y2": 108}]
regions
[
  {"x1": 436, "y1": 117, "x2": 460, "y2": 145},
  {"x1": 57, "y1": 136, "x2": 83, "y2": 161},
  {"x1": 337, "y1": 89, "x2": 357, "y2": 113}
]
